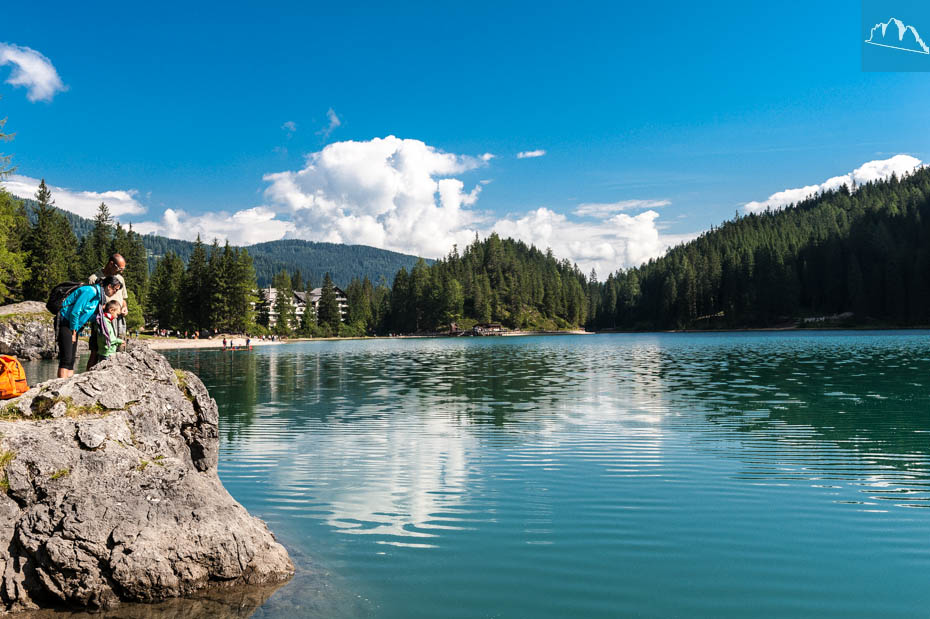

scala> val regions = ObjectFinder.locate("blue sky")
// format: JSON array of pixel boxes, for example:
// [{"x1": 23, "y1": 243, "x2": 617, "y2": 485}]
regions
[{"x1": 2, "y1": 0, "x2": 929, "y2": 275}]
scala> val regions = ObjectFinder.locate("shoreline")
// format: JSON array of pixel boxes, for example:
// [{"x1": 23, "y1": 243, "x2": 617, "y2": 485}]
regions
[
  {"x1": 143, "y1": 325, "x2": 930, "y2": 351},
  {"x1": 144, "y1": 329, "x2": 594, "y2": 350}
]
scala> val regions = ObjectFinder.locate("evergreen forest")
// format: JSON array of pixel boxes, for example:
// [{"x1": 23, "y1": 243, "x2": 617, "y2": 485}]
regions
[{"x1": 589, "y1": 167, "x2": 930, "y2": 330}]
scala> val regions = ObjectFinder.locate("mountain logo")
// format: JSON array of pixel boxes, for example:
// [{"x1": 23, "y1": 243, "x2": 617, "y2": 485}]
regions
[{"x1": 865, "y1": 17, "x2": 930, "y2": 54}]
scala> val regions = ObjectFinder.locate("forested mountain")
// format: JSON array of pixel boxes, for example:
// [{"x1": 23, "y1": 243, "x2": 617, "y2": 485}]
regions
[
  {"x1": 369, "y1": 234, "x2": 590, "y2": 333},
  {"x1": 247, "y1": 239, "x2": 426, "y2": 288},
  {"x1": 20, "y1": 197, "x2": 95, "y2": 238},
  {"x1": 145, "y1": 237, "x2": 425, "y2": 288},
  {"x1": 17, "y1": 199, "x2": 427, "y2": 287},
  {"x1": 591, "y1": 167, "x2": 930, "y2": 330}
]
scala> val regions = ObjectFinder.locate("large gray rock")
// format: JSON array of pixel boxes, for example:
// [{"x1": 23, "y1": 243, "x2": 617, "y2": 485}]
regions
[
  {"x1": 0, "y1": 303, "x2": 56, "y2": 361},
  {"x1": 0, "y1": 345, "x2": 293, "y2": 613}
]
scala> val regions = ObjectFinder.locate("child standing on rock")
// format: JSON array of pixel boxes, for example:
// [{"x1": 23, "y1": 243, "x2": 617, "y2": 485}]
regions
[
  {"x1": 95, "y1": 300, "x2": 124, "y2": 364},
  {"x1": 56, "y1": 277, "x2": 123, "y2": 379}
]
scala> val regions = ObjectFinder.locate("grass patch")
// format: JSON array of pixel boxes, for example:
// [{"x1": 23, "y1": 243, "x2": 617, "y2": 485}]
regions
[
  {"x1": 174, "y1": 370, "x2": 195, "y2": 402},
  {"x1": 50, "y1": 468, "x2": 70, "y2": 480},
  {"x1": 64, "y1": 401, "x2": 105, "y2": 418},
  {"x1": 136, "y1": 459, "x2": 149, "y2": 472},
  {"x1": 4, "y1": 396, "x2": 108, "y2": 421},
  {"x1": 0, "y1": 312, "x2": 53, "y2": 325},
  {"x1": 0, "y1": 404, "x2": 21, "y2": 421},
  {"x1": 0, "y1": 450, "x2": 15, "y2": 493}
]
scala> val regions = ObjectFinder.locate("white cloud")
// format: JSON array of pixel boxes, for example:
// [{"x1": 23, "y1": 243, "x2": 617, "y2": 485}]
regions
[
  {"x1": 7, "y1": 136, "x2": 689, "y2": 275},
  {"x1": 517, "y1": 149, "x2": 546, "y2": 159},
  {"x1": 0, "y1": 43, "x2": 65, "y2": 102},
  {"x1": 575, "y1": 199, "x2": 671, "y2": 218},
  {"x1": 318, "y1": 108, "x2": 341, "y2": 139},
  {"x1": 261, "y1": 135, "x2": 489, "y2": 258},
  {"x1": 480, "y1": 153, "x2": 495, "y2": 162},
  {"x1": 281, "y1": 120, "x2": 297, "y2": 134},
  {"x1": 133, "y1": 206, "x2": 293, "y2": 245},
  {"x1": 744, "y1": 154, "x2": 924, "y2": 214},
  {"x1": 3, "y1": 174, "x2": 145, "y2": 218},
  {"x1": 253, "y1": 136, "x2": 682, "y2": 273},
  {"x1": 492, "y1": 208, "x2": 683, "y2": 276}
]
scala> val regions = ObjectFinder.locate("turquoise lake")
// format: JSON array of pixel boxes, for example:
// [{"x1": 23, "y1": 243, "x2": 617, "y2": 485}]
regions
[{"x1": 25, "y1": 332, "x2": 930, "y2": 617}]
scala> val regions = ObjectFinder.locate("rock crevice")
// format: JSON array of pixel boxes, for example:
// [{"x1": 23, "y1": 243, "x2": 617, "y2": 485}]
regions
[{"x1": 0, "y1": 346, "x2": 293, "y2": 613}]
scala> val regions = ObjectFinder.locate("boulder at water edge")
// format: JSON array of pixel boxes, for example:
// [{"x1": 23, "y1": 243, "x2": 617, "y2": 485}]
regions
[
  {"x1": 0, "y1": 303, "x2": 57, "y2": 361},
  {"x1": 0, "y1": 345, "x2": 293, "y2": 613}
]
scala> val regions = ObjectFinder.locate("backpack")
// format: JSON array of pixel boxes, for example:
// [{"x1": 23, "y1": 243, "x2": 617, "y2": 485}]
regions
[
  {"x1": 0, "y1": 356, "x2": 28, "y2": 400},
  {"x1": 46, "y1": 282, "x2": 84, "y2": 315}
]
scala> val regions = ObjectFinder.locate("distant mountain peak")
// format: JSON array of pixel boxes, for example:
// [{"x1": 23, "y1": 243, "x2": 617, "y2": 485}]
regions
[{"x1": 865, "y1": 17, "x2": 930, "y2": 54}]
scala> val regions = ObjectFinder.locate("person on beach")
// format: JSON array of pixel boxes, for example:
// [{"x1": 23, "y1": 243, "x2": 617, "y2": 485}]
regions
[
  {"x1": 57, "y1": 277, "x2": 123, "y2": 379},
  {"x1": 223, "y1": 337, "x2": 227, "y2": 350},
  {"x1": 87, "y1": 254, "x2": 129, "y2": 370},
  {"x1": 94, "y1": 300, "x2": 124, "y2": 364}
]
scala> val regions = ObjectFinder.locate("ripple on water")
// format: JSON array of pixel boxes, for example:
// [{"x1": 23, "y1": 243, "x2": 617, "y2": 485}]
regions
[{"x1": 58, "y1": 331, "x2": 930, "y2": 618}]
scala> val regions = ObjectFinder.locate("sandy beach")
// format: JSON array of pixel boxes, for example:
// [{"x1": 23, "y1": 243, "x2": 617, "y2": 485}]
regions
[{"x1": 145, "y1": 337, "x2": 285, "y2": 351}]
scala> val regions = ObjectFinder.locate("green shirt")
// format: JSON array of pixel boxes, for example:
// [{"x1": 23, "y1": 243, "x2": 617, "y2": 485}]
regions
[{"x1": 97, "y1": 315, "x2": 124, "y2": 357}]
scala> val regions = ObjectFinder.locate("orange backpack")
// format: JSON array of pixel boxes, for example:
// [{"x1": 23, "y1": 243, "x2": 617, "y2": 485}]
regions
[{"x1": 0, "y1": 356, "x2": 28, "y2": 400}]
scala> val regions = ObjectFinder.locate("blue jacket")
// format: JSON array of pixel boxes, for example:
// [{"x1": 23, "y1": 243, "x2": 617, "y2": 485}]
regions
[{"x1": 59, "y1": 284, "x2": 104, "y2": 331}]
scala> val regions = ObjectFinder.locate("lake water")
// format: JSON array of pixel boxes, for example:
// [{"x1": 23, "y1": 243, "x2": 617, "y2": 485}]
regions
[{"x1": 23, "y1": 332, "x2": 930, "y2": 617}]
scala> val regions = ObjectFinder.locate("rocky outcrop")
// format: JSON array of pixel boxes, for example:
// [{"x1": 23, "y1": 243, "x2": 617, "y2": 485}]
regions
[
  {"x1": 0, "y1": 303, "x2": 56, "y2": 361},
  {"x1": 0, "y1": 345, "x2": 293, "y2": 613}
]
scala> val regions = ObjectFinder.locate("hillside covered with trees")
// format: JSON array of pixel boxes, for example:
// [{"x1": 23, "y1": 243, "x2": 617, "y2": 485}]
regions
[
  {"x1": 590, "y1": 167, "x2": 930, "y2": 330},
  {"x1": 16, "y1": 197, "x2": 427, "y2": 288},
  {"x1": 367, "y1": 234, "x2": 590, "y2": 334}
]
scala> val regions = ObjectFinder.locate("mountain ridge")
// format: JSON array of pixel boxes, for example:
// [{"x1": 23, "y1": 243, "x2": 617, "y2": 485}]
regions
[{"x1": 14, "y1": 196, "x2": 429, "y2": 287}]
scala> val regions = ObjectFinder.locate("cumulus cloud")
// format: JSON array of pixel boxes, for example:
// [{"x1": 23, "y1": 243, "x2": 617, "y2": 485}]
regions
[
  {"x1": 261, "y1": 135, "x2": 489, "y2": 258},
  {"x1": 492, "y1": 208, "x2": 680, "y2": 276},
  {"x1": 517, "y1": 149, "x2": 546, "y2": 159},
  {"x1": 8, "y1": 135, "x2": 689, "y2": 275},
  {"x1": 575, "y1": 199, "x2": 671, "y2": 218},
  {"x1": 0, "y1": 43, "x2": 65, "y2": 102},
  {"x1": 744, "y1": 154, "x2": 924, "y2": 214},
  {"x1": 253, "y1": 136, "x2": 682, "y2": 273},
  {"x1": 3, "y1": 174, "x2": 145, "y2": 218},
  {"x1": 317, "y1": 108, "x2": 341, "y2": 139},
  {"x1": 133, "y1": 206, "x2": 292, "y2": 245}
]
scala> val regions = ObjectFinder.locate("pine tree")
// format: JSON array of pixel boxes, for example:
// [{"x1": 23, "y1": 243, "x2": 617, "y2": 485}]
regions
[
  {"x1": 298, "y1": 291, "x2": 317, "y2": 336},
  {"x1": 256, "y1": 288, "x2": 271, "y2": 329},
  {"x1": 182, "y1": 236, "x2": 209, "y2": 330},
  {"x1": 24, "y1": 180, "x2": 77, "y2": 300},
  {"x1": 148, "y1": 252, "x2": 185, "y2": 329},
  {"x1": 0, "y1": 189, "x2": 29, "y2": 302},
  {"x1": 272, "y1": 269, "x2": 295, "y2": 334},
  {"x1": 80, "y1": 203, "x2": 113, "y2": 277},
  {"x1": 318, "y1": 272, "x2": 341, "y2": 330},
  {"x1": 229, "y1": 248, "x2": 258, "y2": 332},
  {"x1": 0, "y1": 112, "x2": 13, "y2": 179},
  {"x1": 125, "y1": 289, "x2": 144, "y2": 332},
  {"x1": 207, "y1": 240, "x2": 232, "y2": 331}
]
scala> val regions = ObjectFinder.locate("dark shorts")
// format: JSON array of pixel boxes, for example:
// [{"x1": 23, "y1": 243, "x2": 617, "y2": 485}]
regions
[{"x1": 57, "y1": 319, "x2": 79, "y2": 370}]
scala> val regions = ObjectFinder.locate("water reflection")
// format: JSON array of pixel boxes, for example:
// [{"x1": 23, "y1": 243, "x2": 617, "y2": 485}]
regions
[
  {"x1": 24, "y1": 332, "x2": 930, "y2": 618},
  {"x1": 648, "y1": 334, "x2": 930, "y2": 509}
]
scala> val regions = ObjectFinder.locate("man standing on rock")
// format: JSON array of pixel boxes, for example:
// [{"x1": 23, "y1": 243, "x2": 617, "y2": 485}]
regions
[
  {"x1": 87, "y1": 254, "x2": 129, "y2": 370},
  {"x1": 57, "y1": 277, "x2": 123, "y2": 379}
]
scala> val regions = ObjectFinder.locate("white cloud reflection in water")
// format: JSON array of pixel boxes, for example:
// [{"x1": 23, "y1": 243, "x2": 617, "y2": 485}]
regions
[{"x1": 230, "y1": 340, "x2": 678, "y2": 547}]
